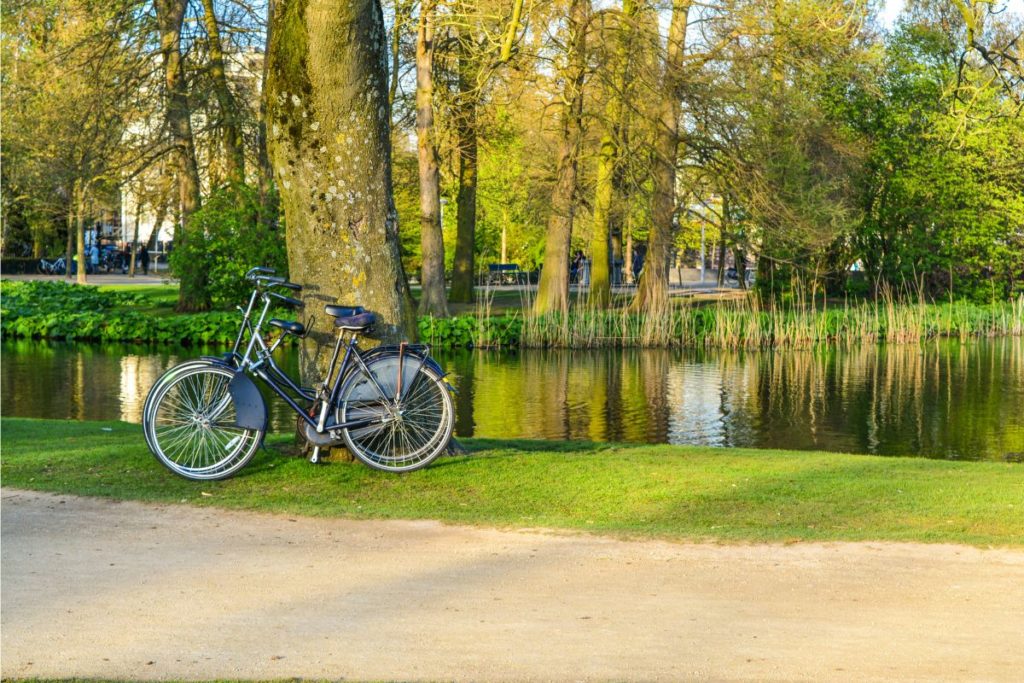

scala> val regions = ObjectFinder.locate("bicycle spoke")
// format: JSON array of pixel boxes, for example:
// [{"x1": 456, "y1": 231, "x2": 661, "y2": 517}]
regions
[{"x1": 146, "y1": 365, "x2": 260, "y2": 480}]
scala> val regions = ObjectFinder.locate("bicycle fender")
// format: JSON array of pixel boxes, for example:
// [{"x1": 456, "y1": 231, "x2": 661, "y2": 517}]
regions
[
  {"x1": 362, "y1": 345, "x2": 447, "y2": 378},
  {"x1": 228, "y1": 371, "x2": 267, "y2": 432}
]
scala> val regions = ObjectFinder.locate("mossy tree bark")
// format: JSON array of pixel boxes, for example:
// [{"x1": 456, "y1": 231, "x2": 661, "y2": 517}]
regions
[
  {"x1": 156, "y1": 0, "x2": 207, "y2": 311},
  {"x1": 533, "y1": 0, "x2": 588, "y2": 317},
  {"x1": 266, "y1": 0, "x2": 417, "y2": 382},
  {"x1": 415, "y1": 0, "x2": 449, "y2": 317},
  {"x1": 450, "y1": 34, "x2": 479, "y2": 305},
  {"x1": 588, "y1": 0, "x2": 636, "y2": 308},
  {"x1": 633, "y1": 0, "x2": 690, "y2": 313}
]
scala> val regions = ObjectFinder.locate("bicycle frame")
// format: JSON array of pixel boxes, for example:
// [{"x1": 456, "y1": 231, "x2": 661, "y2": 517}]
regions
[{"x1": 231, "y1": 288, "x2": 396, "y2": 436}]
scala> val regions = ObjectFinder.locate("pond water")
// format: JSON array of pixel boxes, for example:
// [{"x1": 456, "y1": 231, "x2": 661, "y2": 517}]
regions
[{"x1": 2, "y1": 338, "x2": 1023, "y2": 461}]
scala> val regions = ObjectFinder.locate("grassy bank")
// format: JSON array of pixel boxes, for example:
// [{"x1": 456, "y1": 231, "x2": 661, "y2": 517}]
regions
[
  {"x1": 2, "y1": 418, "x2": 1021, "y2": 546},
  {"x1": 3, "y1": 279, "x2": 1022, "y2": 348}
]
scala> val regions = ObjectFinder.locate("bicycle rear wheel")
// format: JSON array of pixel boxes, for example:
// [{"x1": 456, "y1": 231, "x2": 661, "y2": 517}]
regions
[
  {"x1": 143, "y1": 365, "x2": 262, "y2": 480},
  {"x1": 336, "y1": 356, "x2": 453, "y2": 472}
]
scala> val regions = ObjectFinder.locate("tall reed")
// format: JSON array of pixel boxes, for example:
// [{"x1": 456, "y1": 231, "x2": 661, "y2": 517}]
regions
[{"x1": 519, "y1": 294, "x2": 1024, "y2": 350}]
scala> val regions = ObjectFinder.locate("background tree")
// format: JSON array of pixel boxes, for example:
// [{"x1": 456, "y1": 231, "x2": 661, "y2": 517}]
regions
[
  {"x1": 415, "y1": 0, "x2": 450, "y2": 316},
  {"x1": 533, "y1": 0, "x2": 590, "y2": 316}
]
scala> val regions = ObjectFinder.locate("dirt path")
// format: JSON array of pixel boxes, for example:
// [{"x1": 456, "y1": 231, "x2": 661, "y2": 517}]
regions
[{"x1": 2, "y1": 488, "x2": 1022, "y2": 682}]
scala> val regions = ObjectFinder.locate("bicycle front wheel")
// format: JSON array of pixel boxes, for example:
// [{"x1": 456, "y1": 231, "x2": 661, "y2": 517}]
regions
[
  {"x1": 337, "y1": 356, "x2": 453, "y2": 472},
  {"x1": 143, "y1": 365, "x2": 262, "y2": 480}
]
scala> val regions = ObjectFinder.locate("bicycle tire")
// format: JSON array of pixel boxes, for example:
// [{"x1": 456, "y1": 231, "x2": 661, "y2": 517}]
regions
[
  {"x1": 336, "y1": 356, "x2": 453, "y2": 472},
  {"x1": 143, "y1": 364, "x2": 262, "y2": 480},
  {"x1": 142, "y1": 359, "x2": 221, "y2": 426}
]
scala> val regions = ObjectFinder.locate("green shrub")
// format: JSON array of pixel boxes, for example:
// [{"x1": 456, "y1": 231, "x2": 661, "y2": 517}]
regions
[{"x1": 169, "y1": 184, "x2": 287, "y2": 308}]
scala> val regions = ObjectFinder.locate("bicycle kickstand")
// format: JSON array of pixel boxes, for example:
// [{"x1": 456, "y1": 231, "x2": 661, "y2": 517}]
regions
[{"x1": 310, "y1": 446, "x2": 321, "y2": 464}]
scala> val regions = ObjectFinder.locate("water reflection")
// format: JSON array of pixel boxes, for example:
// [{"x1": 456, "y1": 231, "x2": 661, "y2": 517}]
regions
[
  {"x1": 2, "y1": 338, "x2": 1023, "y2": 461},
  {"x1": 441, "y1": 341, "x2": 1024, "y2": 461}
]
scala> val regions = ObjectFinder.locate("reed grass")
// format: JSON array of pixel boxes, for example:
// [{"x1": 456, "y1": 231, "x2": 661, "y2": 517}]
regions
[{"x1": 520, "y1": 294, "x2": 1024, "y2": 349}]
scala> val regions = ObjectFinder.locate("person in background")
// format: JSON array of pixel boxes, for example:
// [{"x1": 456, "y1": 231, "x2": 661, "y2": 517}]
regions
[
  {"x1": 140, "y1": 243, "x2": 150, "y2": 275},
  {"x1": 570, "y1": 250, "x2": 585, "y2": 284},
  {"x1": 631, "y1": 248, "x2": 644, "y2": 285},
  {"x1": 89, "y1": 243, "x2": 99, "y2": 274}
]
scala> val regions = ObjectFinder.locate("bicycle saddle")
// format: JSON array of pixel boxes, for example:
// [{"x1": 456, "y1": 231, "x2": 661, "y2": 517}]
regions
[
  {"x1": 324, "y1": 304, "x2": 365, "y2": 317},
  {"x1": 268, "y1": 319, "x2": 305, "y2": 336},
  {"x1": 333, "y1": 310, "x2": 376, "y2": 331}
]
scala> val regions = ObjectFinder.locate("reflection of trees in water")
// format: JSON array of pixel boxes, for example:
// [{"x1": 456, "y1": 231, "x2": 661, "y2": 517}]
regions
[
  {"x1": 446, "y1": 350, "x2": 475, "y2": 438},
  {"x1": 640, "y1": 351, "x2": 671, "y2": 443},
  {"x1": 5, "y1": 340, "x2": 1022, "y2": 460},
  {"x1": 119, "y1": 354, "x2": 171, "y2": 423},
  {"x1": 442, "y1": 341, "x2": 1023, "y2": 459}
]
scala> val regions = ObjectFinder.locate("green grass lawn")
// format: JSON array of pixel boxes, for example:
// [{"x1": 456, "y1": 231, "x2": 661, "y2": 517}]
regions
[
  {"x1": 3, "y1": 417, "x2": 1021, "y2": 547},
  {"x1": 97, "y1": 283, "x2": 180, "y2": 313}
]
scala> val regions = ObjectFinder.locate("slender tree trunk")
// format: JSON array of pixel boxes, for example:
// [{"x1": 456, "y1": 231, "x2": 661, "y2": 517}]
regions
[
  {"x1": 624, "y1": 230, "x2": 633, "y2": 284},
  {"x1": 415, "y1": 0, "x2": 449, "y2": 316},
  {"x1": 129, "y1": 192, "x2": 143, "y2": 278},
  {"x1": 257, "y1": 0, "x2": 277, "y2": 211},
  {"x1": 148, "y1": 200, "x2": 167, "y2": 251},
  {"x1": 588, "y1": 0, "x2": 635, "y2": 308},
  {"x1": 156, "y1": 0, "x2": 206, "y2": 311},
  {"x1": 633, "y1": 0, "x2": 690, "y2": 313},
  {"x1": 266, "y1": 0, "x2": 417, "y2": 381},
  {"x1": 75, "y1": 181, "x2": 87, "y2": 285},
  {"x1": 389, "y1": 0, "x2": 411, "y2": 109},
  {"x1": 734, "y1": 248, "x2": 748, "y2": 290},
  {"x1": 499, "y1": 0, "x2": 525, "y2": 62},
  {"x1": 200, "y1": 0, "x2": 246, "y2": 184},
  {"x1": 716, "y1": 239, "x2": 727, "y2": 285},
  {"x1": 64, "y1": 194, "x2": 75, "y2": 279},
  {"x1": 450, "y1": 34, "x2": 478, "y2": 304},
  {"x1": 533, "y1": 0, "x2": 588, "y2": 316}
]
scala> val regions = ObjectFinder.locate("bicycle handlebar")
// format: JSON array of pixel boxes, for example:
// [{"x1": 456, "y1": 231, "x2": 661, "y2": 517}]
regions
[
  {"x1": 250, "y1": 272, "x2": 302, "y2": 292},
  {"x1": 245, "y1": 266, "x2": 276, "y2": 281},
  {"x1": 267, "y1": 291, "x2": 303, "y2": 308},
  {"x1": 266, "y1": 277, "x2": 302, "y2": 291}
]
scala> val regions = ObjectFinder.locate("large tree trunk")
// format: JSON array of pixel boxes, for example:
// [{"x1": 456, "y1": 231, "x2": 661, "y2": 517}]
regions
[
  {"x1": 533, "y1": 0, "x2": 588, "y2": 316},
  {"x1": 266, "y1": 0, "x2": 417, "y2": 382},
  {"x1": 156, "y1": 0, "x2": 206, "y2": 311},
  {"x1": 415, "y1": 0, "x2": 449, "y2": 317},
  {"x1": 588, "y1": 0, "x2": 635, "y2": 308},
  {"x1": 449, "y1": 34, "x2": 478, "y2": 304},
  {"x1": 200, "y1": 0, "x2": 245, "y2": 185},
  {"x1": 633, "y1": 0, "x2": 690, "y2": 313}
]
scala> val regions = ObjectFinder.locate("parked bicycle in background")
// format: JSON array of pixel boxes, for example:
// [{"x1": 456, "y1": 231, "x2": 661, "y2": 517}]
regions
[{"x1": 36, "y1": 256, "x2": 66, "y2": 275}]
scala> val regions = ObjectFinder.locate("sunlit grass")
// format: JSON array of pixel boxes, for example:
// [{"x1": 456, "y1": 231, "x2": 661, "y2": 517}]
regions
[{"x1": 3, "y1": 418, "x2": 1021, "y2": 547}]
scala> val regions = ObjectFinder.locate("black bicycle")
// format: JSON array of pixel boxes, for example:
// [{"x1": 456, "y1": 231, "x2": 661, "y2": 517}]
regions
[{"x1": 142, "y1": 267, "x2": 454, "y2": 480}]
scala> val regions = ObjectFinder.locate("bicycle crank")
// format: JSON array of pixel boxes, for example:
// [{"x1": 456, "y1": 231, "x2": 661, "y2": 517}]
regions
[{"x1": 302, "y1": 420, "x2": 345, "y2": 447}]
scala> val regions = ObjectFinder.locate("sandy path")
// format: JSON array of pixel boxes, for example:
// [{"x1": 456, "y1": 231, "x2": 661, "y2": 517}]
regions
[{"x1": 2, "y1": 488, "x2": 1022, "y2": 682}]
